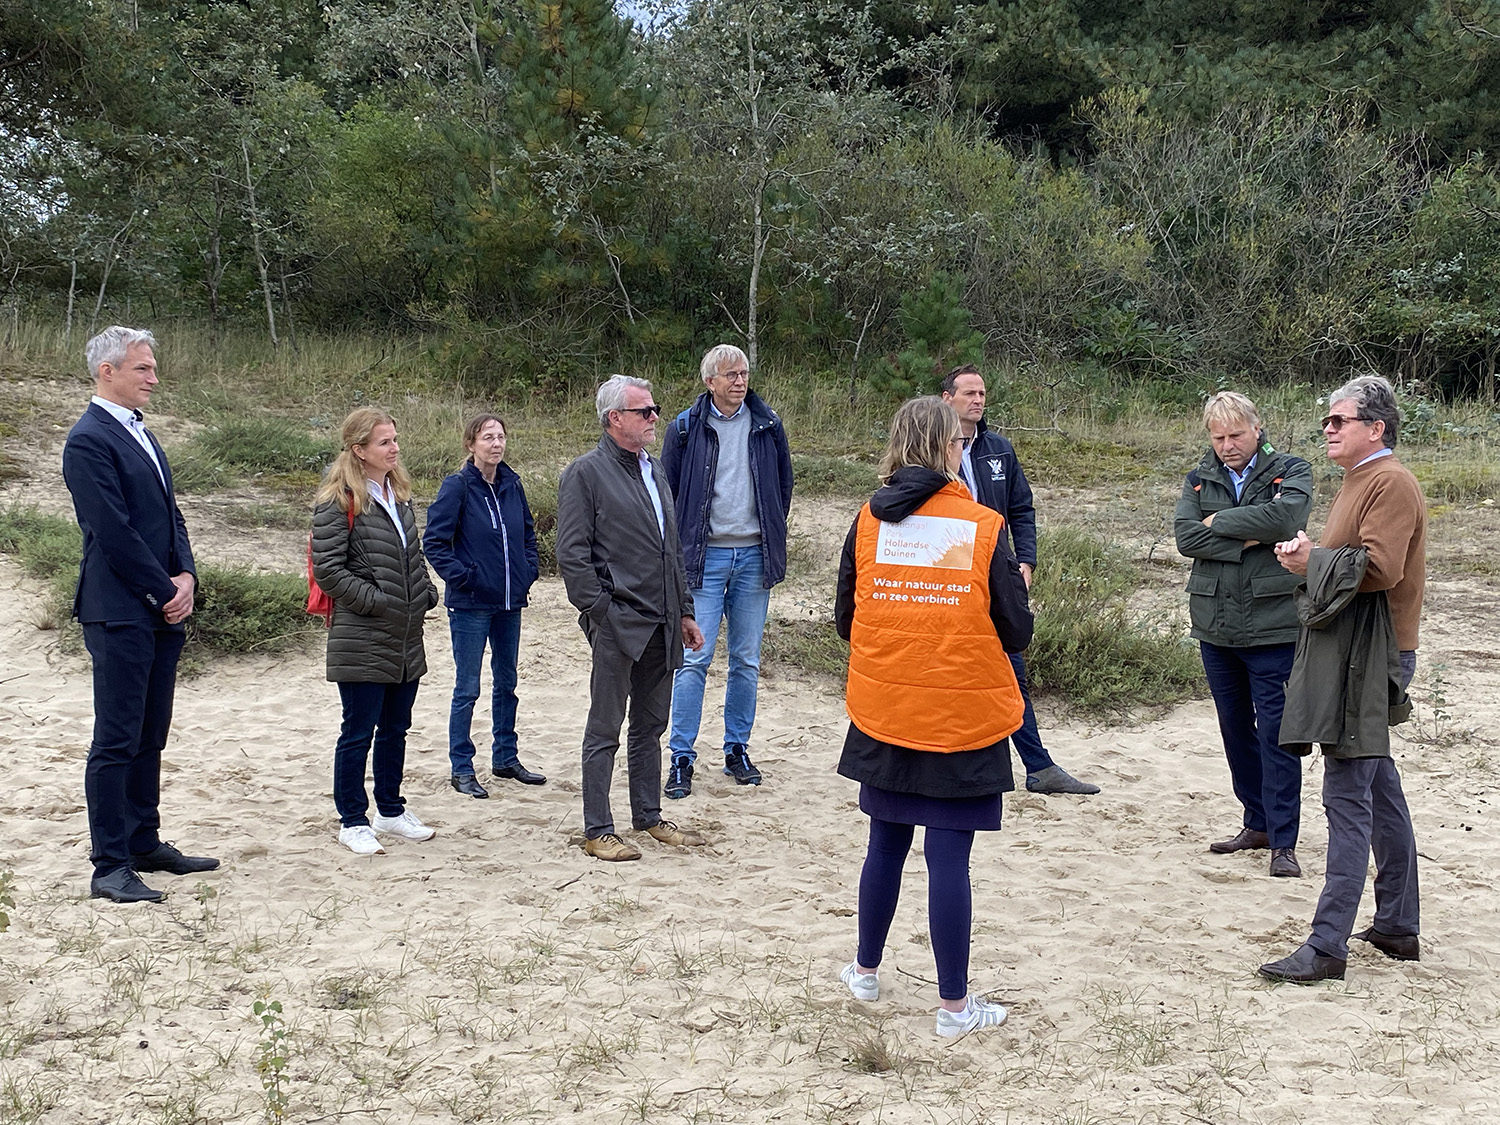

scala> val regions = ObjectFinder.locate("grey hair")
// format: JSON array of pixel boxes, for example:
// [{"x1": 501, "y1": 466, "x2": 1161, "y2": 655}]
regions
[
  {"x1": 595, "y1": 374, "x2": 654, "y2": 427},
  {"x1": 699, "y1": 344, "x2": 748, "y2": 384},
  {"x1": 1202, "y1": 391, "x2": 1261, "y2": 431},
  {"x1": 1328, "y1": 373, "x2": 1400, "y2": 448},
  {"x1": 85, "y1": 326, "x2": 157, "y2": 379}
]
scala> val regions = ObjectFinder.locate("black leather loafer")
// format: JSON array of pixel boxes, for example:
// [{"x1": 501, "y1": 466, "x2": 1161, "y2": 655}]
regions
[
  {"x1": 91, "y1": 868, "x2": 166, "y2": 903},
  {"x1": 1268, "y1": 848, "x2": 1302, "y2": 878},
  {"x1": 130, "y1": 842, "x2": 220, "y2": 875},
  {"x1": 1259, "y1": 943, "x2": 1346, "y2": 984},
  {"x1": 494, "y1": 763, "x2": 546, "y2": 786},
  {"x1": 451, "y1": 773, "x2": 490, "y2": 799},
  {"x1": 1354, "y1": 926, "x2": 1420, "y2": 961}
]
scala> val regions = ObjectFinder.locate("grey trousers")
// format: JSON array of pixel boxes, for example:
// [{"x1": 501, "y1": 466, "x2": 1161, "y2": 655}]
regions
[
  {"x1": 581, "y1": 624, "x2": 670, "y2": 839},
  {"x1": 1308, "y1": 651, "x2": 1420, "y2": 959}
]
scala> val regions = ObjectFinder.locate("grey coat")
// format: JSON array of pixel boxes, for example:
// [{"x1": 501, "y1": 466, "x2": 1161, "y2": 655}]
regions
[
  {"x1": 556, "y1": 434, "x2": 695, "y2": 665},
  {"x1": 312, "y1": 493, "x2": 438, "y2": 683},
  {"x1": 1278, "y1": 546, "x2": 1411, "y2": 759}
]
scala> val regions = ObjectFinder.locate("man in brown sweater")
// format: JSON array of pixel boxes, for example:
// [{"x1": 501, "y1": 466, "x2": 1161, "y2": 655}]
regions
[{"x1": 1259, "y1": 374, "x2": 1426, "y2": 983}]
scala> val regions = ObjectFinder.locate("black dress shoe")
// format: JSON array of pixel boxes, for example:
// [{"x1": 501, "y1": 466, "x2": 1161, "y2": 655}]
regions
[
  {"x1": 1354, "y1": 926, "x2": 1420, "y2": 962},
  {"x1": 451, "y1": 773, "x2": 490, "y2": 799},
  {"x1": 130, "y1": 842, "x2": 220, "y2": 875},
  {"x1": 1259, "y1": 943, "x2": 1347, "y2": 983},
  {"x1": 1209, "y1": 827, "x2": 1270, "y2": 854},
  {"x1": 1268, "y1": 848, "x2": 1302, "y2": 877},
  {"x1": 494, "y1": 763, "x2": 546, "y2": 785},
  {"x1": 91, "y1": 868, "x2": 165, "y2": 903}
]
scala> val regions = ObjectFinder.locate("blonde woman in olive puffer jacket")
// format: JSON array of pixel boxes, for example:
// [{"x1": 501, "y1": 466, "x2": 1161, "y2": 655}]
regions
[{"x1": 311, "y1": 407, "x2": 439, "y2": 856}]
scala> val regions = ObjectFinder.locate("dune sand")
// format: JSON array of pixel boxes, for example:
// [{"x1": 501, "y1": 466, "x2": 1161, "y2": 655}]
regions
[{"x1": 2, "y1": 428, "x2": 1498, "y2": 1125}]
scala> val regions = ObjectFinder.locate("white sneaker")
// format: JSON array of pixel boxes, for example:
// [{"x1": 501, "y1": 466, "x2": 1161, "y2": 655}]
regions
[
  {"x1": 339, "y1": 825, "x2": 385, "y2": 855},
  {"x1": 840, "y1": 961, "x2": 880, "y2": 1001},
  {"x1": 371, "y1": 810, "x2": 436, "y2": 841},
  {"x1": 935, "y1": 996, "x2": 1008, "y2": 1038}
]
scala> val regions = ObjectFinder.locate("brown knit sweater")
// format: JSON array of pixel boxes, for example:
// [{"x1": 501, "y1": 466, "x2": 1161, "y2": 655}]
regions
[{"x1": 1320, "y1": 454, "x2": 1427, "y2": 650}]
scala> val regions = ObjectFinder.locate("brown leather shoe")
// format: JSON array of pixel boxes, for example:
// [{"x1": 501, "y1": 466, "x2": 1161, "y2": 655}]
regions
[
  {"x1": 1268, "y1": 848, "x2": 1302, "y2": 877},
  {"x1": 1259, "y1": 943, "x2": 1346, "y2": 983},
  {"x1": 1209, "y1": 828, "x2": 1270, "y2": 854},
  {"x1": 1353, "y1": 926, "x2": 1420, "y2": 961},
  {"x1": 645, "y1": 820, "x2": 705, "y2": 847},
  {"x1": 584, "y1": 833, "x2": 641, "y2": 861}
]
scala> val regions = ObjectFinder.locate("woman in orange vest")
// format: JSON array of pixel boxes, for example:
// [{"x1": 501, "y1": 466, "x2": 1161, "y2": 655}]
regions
[{"x1": 833, "y1": 396, "x2": 1033, "y2": 1038}]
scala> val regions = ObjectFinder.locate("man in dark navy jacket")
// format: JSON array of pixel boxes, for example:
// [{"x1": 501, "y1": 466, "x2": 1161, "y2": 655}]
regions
[
  {"x1": 660, "y1": 344, "x2": 794, "y2": 799},
  {"x1": 941, "y1": 365, "x2": 1101, "y2": 796},
  {"x1": 63, "y1": 327, "x2": 218, "y2": 903}
]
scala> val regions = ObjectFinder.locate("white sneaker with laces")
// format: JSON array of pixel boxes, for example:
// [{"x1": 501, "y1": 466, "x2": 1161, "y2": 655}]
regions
[
  {"x1": 371, "y1": 810, "x2": 436, "y2": 841},
  {"x1": 840, "y1": 961, "x2": 880, "y2": 1001},
  {"x1": 339, "y1": 825, "x2": 385, "y2": 855},
  {"x1": 935, "y1": 996, "x2": 1008, "y2": 1038}
]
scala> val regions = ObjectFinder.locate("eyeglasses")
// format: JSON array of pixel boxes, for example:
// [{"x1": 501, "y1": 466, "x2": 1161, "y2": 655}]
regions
[
  {"x1": 617, "y1": 405, "x2": 661, "y2": 419},
  {"x1": 1320, "y1": 413, "x2": 1371, "y2": 431},
  {"x1": 715, "y1": 369, "x2": 750, "y2": 383}
]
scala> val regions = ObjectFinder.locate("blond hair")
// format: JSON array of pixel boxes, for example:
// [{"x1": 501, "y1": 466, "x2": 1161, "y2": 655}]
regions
[
  {"x1": 315, "y1": 407, "x2": 412, "y2": 515},
  {"x1": 878, "y1": 397, "x2": 961, "y2": 484},
  {"x1": 1202, "y1": 391, "x2": 1261, "y2": 431}
]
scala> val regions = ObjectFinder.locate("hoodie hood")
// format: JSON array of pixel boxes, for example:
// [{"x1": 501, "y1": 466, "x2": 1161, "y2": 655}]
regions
[{"x1": 870, "y1": 467, "x2": 952, "y2": 522}]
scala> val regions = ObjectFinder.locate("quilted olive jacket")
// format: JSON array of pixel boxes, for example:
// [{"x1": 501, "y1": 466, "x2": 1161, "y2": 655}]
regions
[{"x1": 311, "y1": 492, "x2": 438, "y2": 683}]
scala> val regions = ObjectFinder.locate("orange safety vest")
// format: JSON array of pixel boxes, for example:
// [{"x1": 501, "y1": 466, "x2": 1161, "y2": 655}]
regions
[{"x1": 845, "y1": 481, "x2": 1025, "y2": 752}]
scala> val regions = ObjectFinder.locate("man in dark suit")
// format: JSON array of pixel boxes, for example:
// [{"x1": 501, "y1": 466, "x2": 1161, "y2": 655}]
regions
[{"x1": 63, "y1": 326, "x2": 218, "y2": 903}]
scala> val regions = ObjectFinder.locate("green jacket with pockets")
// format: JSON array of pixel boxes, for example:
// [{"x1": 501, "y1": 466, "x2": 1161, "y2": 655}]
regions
[{"x1": 1174, "y1": 440, "x2": 1313, "y2": 648}]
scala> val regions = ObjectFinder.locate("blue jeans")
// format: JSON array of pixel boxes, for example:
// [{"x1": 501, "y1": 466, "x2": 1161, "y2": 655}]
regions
[
  {"x1": 1006, "y1": 652, "x2": 1054, "y2": 774},
  {"x1": 1200, "y1": 641, "x2": 1302, "y2": 847},
  {"x1": 668, "y1": 545, "x2": 770, "y2": 764},
  {"x1": 447, "y1": 608, "x2": 522, "y2": 775},
  {"x1": 334, "y1": 679, "x2": 420, "y2": 827}
]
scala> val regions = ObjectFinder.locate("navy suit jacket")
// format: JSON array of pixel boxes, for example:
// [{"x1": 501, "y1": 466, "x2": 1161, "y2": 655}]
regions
[{"x1": 62, "y1": 402, "x2": 195, "y2": 625}]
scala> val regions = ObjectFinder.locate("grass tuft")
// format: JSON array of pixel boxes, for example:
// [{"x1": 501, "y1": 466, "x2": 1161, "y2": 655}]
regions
[{"x1": 1027, "y1": 527, "x2": 1202, "y2": 713}]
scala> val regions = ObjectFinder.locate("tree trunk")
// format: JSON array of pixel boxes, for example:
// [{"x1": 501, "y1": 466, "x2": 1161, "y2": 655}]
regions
[
  {"x1": 241, "y1": 137, "x2": 279, "y2": 349},
  {"x1": 65, "y1": 258, "x2": 77, "y2": 346}
]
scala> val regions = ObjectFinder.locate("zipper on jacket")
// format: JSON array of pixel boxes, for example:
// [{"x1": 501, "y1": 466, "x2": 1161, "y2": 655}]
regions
[{"x1": 483, "y1": 479, "x2": 511, "y2": 609}]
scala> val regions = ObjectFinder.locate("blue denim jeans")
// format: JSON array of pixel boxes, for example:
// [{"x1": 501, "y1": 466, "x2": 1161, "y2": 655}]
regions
[
  {"x1": 447, "y1": 608, "x2": 522, "y2": 775},
  {"x1": 668, "y1": 545, "x2": 770, "y2": 764},
  {"x1": 334, "y1": 679, "x2": 420, "y2": 827}
]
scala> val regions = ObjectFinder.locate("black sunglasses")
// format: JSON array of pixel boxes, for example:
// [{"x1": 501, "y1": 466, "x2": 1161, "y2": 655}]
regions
[
  {"x1": 617, "y1": 404, "x2": 661, "y2": 419},
  {"x1": 1320, "y1": 413, "x2": 1371, "y2": 431}
]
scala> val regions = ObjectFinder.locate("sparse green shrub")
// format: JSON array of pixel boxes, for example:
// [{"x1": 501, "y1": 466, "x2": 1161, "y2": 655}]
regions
[
  {"x1": 0, "y1": 870, "x2": 15, "y2": 932},
  {"x1": 188, "y1": 567, "x2": 319, "y2": 659},
  {"x1": 868, "y1": 272, "x2": 984, "y2": 400},
  {"x1": 789, "y1": 454, "x2": 878, "y2": 498},
  {"x1": 1027, "y1": 527, "x2": 1202, "y2": 713},
  {"x1": 170, "y1": 418, "x2": 335, "y2": 493},
  {"x1": 0, "y1": 504, "x2": 81, "y2": 626},
  {"x1": 252, "y1": 993, "x2": 290, "y2": 1122},
  {"x1": 761, "y1": 617, "x2": 847, "y2": 678}
]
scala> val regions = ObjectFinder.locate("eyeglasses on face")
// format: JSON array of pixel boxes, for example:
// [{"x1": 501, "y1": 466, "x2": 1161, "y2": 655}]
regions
[
  {"x1": 1320, "y1": 413, "x2": 1371, "y2": 431},
  {"x1": 617, "y1": 405, "x2": 661, "y2": 419},
  {"x1": 715, "y1": 369, "x2": 750, "y2": 383}
]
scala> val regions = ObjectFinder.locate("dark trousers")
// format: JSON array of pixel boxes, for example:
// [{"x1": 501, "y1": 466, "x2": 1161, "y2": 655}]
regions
[
  {"x1": 856, "y1": 818, "x2": 977, "y2": 1001},
  {"x1": 1201, "y1": 641, "x2": 1302, "y2": 847},
  {"x1": 581, "y1": 624, "x2": 670, "y2": 838},
  {"x1": 1309, "y1": 651, "x2": 1420, "y2": 959},
  {"x1": 1006, "y1": 652, "x2": 1054, "y2": 774},
  {"x1": 82, "y1": 621, "x2": 185, "y2": 875},
  {"x1": 334, "y1": 679, "x2": 420, "y2": 827}
]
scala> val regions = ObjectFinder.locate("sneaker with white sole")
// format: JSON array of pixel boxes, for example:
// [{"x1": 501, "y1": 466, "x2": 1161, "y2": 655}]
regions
[
  {"x1": 840, "y1": 961, "x2": 879, "y2": 1001},
  {"x1": 935, "y1": 996, "x2": 1008, "y2": 1038},
  {"x1": 371, "y1": 810, "x2": 436, "y2": 841},
  {"x1": 338, "y1": 825, "x2": 385, "y2": 855}
]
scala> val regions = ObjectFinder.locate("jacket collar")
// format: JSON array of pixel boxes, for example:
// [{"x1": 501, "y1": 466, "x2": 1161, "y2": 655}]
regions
[
  {"x1": 691, "y1": 389, "x2": 778, "y2": 431},
  {"x1": 598, "y1": 432, "x2": 651, "y2": 467},
  {"x1": 461, "y1": 458, "x2": 517, "y2": 490}
]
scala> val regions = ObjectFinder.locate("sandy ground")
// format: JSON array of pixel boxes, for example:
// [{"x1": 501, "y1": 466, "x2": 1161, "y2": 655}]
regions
[{"x1": 2, "y1": 408, "x2": 1499, "y2": 1125}]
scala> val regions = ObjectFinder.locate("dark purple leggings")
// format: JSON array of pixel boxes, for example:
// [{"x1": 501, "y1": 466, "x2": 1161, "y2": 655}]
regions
[{"x1": 856, "y1": 818, "x2": 975, "y2": 1001}]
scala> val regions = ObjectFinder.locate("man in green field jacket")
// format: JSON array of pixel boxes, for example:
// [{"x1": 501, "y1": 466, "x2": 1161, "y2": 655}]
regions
[{"x1": 1175, "y1": 391, "x2": 1313, "y2": 878}]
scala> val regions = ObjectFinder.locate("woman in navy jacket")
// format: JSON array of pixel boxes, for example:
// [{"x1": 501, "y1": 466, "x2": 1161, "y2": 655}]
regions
[{"x1": 422, "y1": 414, "x2": 544, "y2": 797}]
